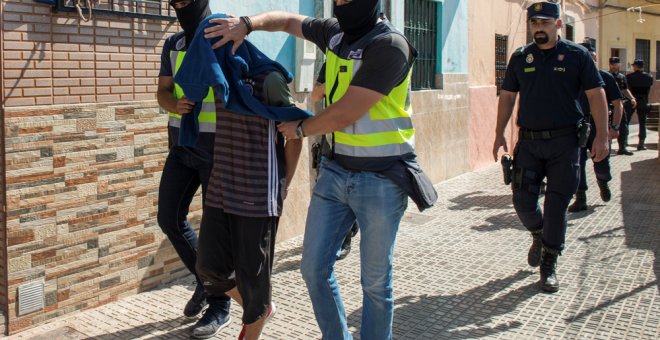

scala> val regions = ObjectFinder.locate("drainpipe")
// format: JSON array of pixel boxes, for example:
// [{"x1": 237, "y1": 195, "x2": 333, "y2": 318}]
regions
[{"x1": 0, "y1": 0, "x2": 9, "y2": 334}]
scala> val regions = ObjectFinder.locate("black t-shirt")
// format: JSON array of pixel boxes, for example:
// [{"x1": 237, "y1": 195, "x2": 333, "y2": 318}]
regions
[
  {"x1": 610, "y1": 71, "x2": 628, "y2": 91},
  {"x1": 301, "y1": 17, "x2": 411, "y2": 95},
  {"x1": 501, "y1": 39, "x2": 604, "y2": 130},
  {"x1": 578, "y1": 70, "x2": 623, "y2": 115},
  {"x1": 626, "y1": 71, "x2": 654, "y2": 99}
]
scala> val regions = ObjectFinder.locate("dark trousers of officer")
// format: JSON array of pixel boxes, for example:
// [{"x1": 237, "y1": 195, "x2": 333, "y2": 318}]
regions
[
  {"x1": 617, "y1": 100, "x2": 650, "y2": 148},
  {"x1": 578, "y1": 119, "x2": 611, "y2": 191},
  {"x1": 157, "y1": 146, "x2": 231, "y2": 307},
  {"x1": 636, "y1": 97, "x2": 649, "y2": 145},
  {"x1": 617, "y1": 101, "x2": 634, "y2": 149},
  {"x1": 513, "y1": 133, "x2": 580, "y2": 252}
]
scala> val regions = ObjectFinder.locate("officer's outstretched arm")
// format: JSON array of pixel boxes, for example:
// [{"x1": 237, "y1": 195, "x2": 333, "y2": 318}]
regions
[
  {"x1": 493, "y1": 90, "x2": 517, "y2": 161},
  {"x1": 205, "y1": 11, "x2": 307, "y2": 52},
  {"x1": 278, "y1": 85, "x2": 384, "y2": 139},
  {"x1": 585, "y1": 87, "x2": 609, "y2": 162}
]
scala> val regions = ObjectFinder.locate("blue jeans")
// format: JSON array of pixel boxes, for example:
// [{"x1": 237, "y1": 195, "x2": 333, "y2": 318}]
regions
[
  {"x1": 157, "y1": 146, "x2": 230, "y2": 307},
  {"x1": 301, "y1": 158, "x2": 407, "y2": 340}
]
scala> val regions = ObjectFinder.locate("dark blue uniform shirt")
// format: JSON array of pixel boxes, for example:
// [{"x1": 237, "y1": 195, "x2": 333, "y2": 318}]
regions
[
  {"x1": 502, "y1": 39, "x2": 604, "y2": 130},
  {"x1": 578, "y1": 70, "x2": 622, "y2": 115},
  {"x1": 610, "y1": 71, "x2": 628, "y2": 91},
  {"x1": 626, "y1": 71, "x2": 654, "y2": 99}
]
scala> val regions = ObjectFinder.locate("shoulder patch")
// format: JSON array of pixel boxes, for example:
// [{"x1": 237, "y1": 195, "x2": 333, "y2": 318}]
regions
[{"x1": 328, "y1": 33, "x2": 344, "y2": 51}]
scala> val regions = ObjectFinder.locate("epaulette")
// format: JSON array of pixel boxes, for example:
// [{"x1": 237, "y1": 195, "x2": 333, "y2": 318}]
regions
[{"x1": 512, "y1": 45, "x2": 526, "y2": 57}]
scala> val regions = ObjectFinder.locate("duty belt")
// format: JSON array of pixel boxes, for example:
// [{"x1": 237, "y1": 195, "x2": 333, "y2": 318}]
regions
[{"x1": 519, "y1": 126, "x2": 575, "y2": 140}]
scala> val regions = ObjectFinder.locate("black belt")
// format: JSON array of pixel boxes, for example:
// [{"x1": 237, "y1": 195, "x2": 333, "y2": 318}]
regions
[{"x1": 519, "y1": 126, "x2": 575, "y2": 140}]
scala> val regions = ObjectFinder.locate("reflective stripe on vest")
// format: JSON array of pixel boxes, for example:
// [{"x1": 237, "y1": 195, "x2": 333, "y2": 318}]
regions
[
  {"x1": 169, "y1": 50, "x2": 216, "y2": 133},
  {"x1": 325, "y1": 49, "x2": 415, "y2": 158}
]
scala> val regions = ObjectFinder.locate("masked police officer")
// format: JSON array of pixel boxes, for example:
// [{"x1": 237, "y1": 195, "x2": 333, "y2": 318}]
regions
[
  {"x1": 204, "y1": 0, "x2": 428, "y2": 337},
  {"x1": 156, "y1": 0, "x2": 233, "y2": 337},
  {"x1": 626, "y1": 59, "x2": 655, "y2": 151},
  {"x1": 568, "y1": 43, "x2": 623, "y2": 212},
  {"x1": 493, "y1": 2, "x2": 609, "y2": 293},
  {"x1": 609, "y1": 57, "x2": 637, "y2": 155}
]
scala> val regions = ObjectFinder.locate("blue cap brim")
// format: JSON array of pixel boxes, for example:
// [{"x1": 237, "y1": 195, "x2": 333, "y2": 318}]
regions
[{"x1": 529, "y1": 14, "x2": 555, "y2": 20}]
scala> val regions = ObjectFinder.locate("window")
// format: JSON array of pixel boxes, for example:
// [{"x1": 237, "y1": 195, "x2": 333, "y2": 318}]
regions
[
  {"x1": 564, "y1": 24, "x2": 574, "y2": 42},
  {"x1": 610, "y1": 48, "x2": 627, "y2": 69},
  {"x1": 57, "y1": 0, "x2": 176, "y2": 21},
  {"x1": 635, "y1": 39, "x2": 651, "y2": 72},
  {"x1": 404, "y1": 0, "x2": 439, "y2": 90},
  {"x1": 656, "y1": 41, "x2": 660, "y2": 79},
  {"x1": 495, "y1": 34, "x2": 508, "y2": 96}
]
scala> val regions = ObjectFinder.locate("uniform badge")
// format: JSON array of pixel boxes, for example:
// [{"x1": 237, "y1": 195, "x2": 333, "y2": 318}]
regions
[
  {"x1": 348, "y1": 49, "x2": 363, "y2": 59},
  {"x1": 534, "y1": 3, "x2": 543, "y2": 12},
  {"x1": 557, "y1": 54, "x2": 565, "y2": 61},
  {"x1": 175, "y1": 36, "x2": 186, "y2": 50},
  {"x1": 526, "y1": 53, "x2": 534, "y2": 64}
]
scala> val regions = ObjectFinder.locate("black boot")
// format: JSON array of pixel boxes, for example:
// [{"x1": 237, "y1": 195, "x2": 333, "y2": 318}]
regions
[
  {"x1": 617, "y1": 148, "x2": 634, "y2": 156},
  {"x1": 637, "y1": 143, "x2": 647, "y2": 151},
  {"x1": 539, "y1": 246, "x2": 560, "y2": 293},
  {"x1": 568, "y1": 191, "x2": 587, "y2": 212},
  {"x1": 528, "y1": 230, "x2": 542, "y2": 267},
  {"x1": 597, "y1": 180, "x2": 611, "y2": 202}
]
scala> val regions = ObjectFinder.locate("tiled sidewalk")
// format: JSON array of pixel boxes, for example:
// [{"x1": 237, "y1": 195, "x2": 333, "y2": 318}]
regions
[{"x1": 10, "y1": 128, "x2": 659, "y2": 339}]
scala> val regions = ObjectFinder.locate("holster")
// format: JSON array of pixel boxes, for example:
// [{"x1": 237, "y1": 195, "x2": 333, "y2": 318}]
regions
[
  {"x1": 501, "y1": 154, "x2": 513, "y2": 185},
  {"x1": 577, "y1": 120, "x2": 591, "y2": 148}
]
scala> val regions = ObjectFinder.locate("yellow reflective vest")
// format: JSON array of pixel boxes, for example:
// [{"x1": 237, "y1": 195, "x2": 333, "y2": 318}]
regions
[
  {"x1": 169, "y1": 49, "x2": 216, "y2": 133},
  {"x1": 325, "y1": 23, "x2": 415, "y2": 159}
]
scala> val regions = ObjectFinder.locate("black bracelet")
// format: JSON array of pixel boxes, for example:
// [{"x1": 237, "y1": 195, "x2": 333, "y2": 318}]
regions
[{"x1": 240, "y1": 16, "x2": 253, "y2": 35}]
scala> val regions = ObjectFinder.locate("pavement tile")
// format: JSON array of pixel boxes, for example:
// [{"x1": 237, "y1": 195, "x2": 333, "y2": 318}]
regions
[{"x1": 9, "y1": 128, "x2": 659, "y2": 340}]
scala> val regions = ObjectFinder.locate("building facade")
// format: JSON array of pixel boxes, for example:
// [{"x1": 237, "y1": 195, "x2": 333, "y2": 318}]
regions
[
  {"x1": 467, "y1": 0, "x2": 602, "y2": 171},
  {"x1": 596, "y1": 0, "x2": 660, "y2": 102}
]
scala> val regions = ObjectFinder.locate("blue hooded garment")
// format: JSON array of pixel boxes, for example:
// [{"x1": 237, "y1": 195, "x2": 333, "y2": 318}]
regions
[{"x1": 174, "y1": 13, "x2": 312, "y2": 146}]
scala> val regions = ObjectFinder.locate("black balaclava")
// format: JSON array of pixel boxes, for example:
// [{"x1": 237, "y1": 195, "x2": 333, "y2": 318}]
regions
[
  {"x1": 172, "y1": 0, "x2": 211, "y2": 46},
  {"x1": 333, "y1": 0, "x2": 380, "y2": 44}
]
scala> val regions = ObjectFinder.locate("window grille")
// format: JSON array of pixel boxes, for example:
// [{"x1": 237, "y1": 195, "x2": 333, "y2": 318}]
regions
[
  {"x1": 656, "y1": 41, "x2": 660, "y2": 79},
  {"x1": 635, "y1": 39, "x2": 651, "y2": 72},
  {"x1": 57, "y1": 0, "x2": 176, "y2": 21},
  {"x1": 404, "y1": 0, "x2": 438, "y2": 90},
  {"x1": 495, "y1": 34, "x2": 508, "y2": 96}
]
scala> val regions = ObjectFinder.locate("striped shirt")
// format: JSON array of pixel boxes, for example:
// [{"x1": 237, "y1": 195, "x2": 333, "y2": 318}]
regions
[{"x1": 205, "y1": 72, "x2": 293, "y2": 217}]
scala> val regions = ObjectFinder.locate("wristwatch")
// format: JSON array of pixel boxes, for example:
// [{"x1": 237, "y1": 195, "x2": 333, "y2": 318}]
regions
[
  {"x1": 610, "y1": 123, "x2": 619, "y2": 131},
  {"x1": 296, "y1": 120, "x2": 306, "y2": 138}
]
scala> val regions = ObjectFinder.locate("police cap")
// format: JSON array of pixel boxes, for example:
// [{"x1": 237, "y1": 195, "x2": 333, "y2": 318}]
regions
[
  {"x1": 579, "y1": 42, "x2": 595, "y2": 53},
  {"x1": 633, "y1": 59, "x2": 644, "y2": 67},
  {"x1": 609, "y1": 57, "x2": 620, "y2": 64},
  {"x1": 527, "y1": 2, "x2": 560, "y2": 20}
]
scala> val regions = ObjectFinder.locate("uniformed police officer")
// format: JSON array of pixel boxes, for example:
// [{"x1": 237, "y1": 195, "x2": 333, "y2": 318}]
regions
[
  {"x1": 493, "y1": 2, "x2": 609, "y2": 293},
  {"x1": 609, "y1": 57, "x2": 637, "y2": 155},
  {"x1": 568, "y1": 43, "x2": 623, "y2": 212},
  {"x1": 626, "y1": 59, "x2": 655, "y2": 151}
]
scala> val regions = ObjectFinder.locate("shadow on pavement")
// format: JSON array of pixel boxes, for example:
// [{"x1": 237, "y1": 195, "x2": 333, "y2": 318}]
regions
[
  {"x1": 621, "y1": 158, "x2": 660, "y2": 293},
  {"x1": 470, "y1": 211, "x2": 525, "y2": 232},
  {"x1": 347, "y1": 270, "x2": 538, "y2": 339},
  {"x1": 448, "y1": 191, "x2": 512, "y2": 211},
  {"x1": 272, "y1": 244, "x2": 304, "y2": 275},
  {"x1": 93, "y1": 317, "x2": 196, "y2": 340}
]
